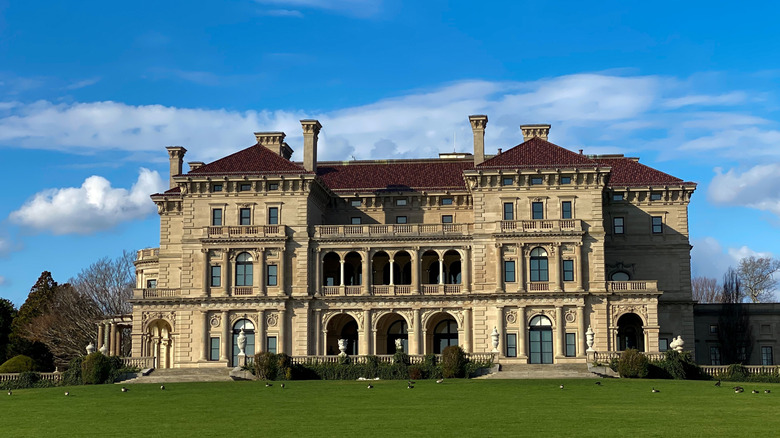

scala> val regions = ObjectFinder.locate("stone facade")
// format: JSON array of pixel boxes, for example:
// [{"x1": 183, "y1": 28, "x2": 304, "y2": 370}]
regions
[
  {"x1": 694, "y1": 303, "x2": 780, "y2": 365},
  {"x1": 131, "y1": 116, "x2": 697, "y2": 368}
]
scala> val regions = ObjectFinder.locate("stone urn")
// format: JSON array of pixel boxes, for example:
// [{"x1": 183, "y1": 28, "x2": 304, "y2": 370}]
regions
[
  {"x1": 338, "y1": 338, "x2": 348, "y2": 356},
  {"x1": 585, "y1": 326, "x2": 595, "y2": 352},
  {"x1": 394, "y1": 338, "x2": 404, "y2": 353},
  {"x1": 86, "y1": 342, "x2": 95, "y2": 355},
  {"x1": 237, "y1": 328, "x2": 247, "y2": 356},
  {"x1": 490, "y1": 327, "x2": 499, "y2": 353},
  {"x1": 670, "y1": 335, "x2": 685, "y2": 353},
  {"x1": 99, "y1": 344, "x2": 108, "y2": 355}
]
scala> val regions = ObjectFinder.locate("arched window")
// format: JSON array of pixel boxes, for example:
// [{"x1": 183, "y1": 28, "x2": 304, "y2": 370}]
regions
[
  {"x1": 434, "y1": 319, "x2": 458, "y2": 354},
  {"x1": 611, "y1": 271, "x2": 630, "y2": 281},
  {"x1": 387, "y1": 320, "x2": 408, "y2": 353},
  {"x1": 529, "y1": 315, "x2": 553, "y2": 364},
  {"x1": 235, "y1": 252, "x2": 253, "y2": 286},
  {"x1": 530, "y1": 247, "x2": 548, "y2": 282},
  {"x1": 232, "y1": 319, "x2": 255, "y2": 366}
]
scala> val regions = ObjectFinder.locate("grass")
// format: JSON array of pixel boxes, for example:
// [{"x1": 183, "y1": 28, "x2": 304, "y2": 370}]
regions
[{"x1": 2, "y1": 378, "x2": 779, "y2": 437}]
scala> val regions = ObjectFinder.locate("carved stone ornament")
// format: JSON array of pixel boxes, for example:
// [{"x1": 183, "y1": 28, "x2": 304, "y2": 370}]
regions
[
  {"x1": 210, "y1": 314, "x2": 221, "y2": 328},
  {"x1": 612, "y1": 304, "x2": 648, "y2": 323},
  {"x1": 505, "y1": 310, "x2": 517, "y2": 324},
  {"x1": 266, "y1": 313, "x2": 278, "y2": 327},
  {"x1": 565, "y1": 310, "x2": 576, "y2": 323}
]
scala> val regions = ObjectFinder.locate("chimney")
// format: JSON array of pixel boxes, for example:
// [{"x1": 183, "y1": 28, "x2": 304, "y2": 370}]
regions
[
  {"x1": 301, "y1": 119, "x2": 322, "y2": 173},
  {"x1": 165, "y1": 146, "x2": 187, "y2": 189},
  {"x1": 188, "y1": 161, "x2": 204, "y2": 171},
  {"x1": 520, "y1": 124, "x2": 551, "y2": 142},
  {"x1": 255, "y1": 132, "x2": 293, "y2": 160},
  {"x1": 469, "y1": 115, "x2": 488, "y2": 165}
]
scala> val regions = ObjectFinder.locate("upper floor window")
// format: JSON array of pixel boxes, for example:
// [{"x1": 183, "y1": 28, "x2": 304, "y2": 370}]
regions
[
  {"x1": 239, "y1": 208, "x2": 251, "y2": 225},
  {"x1": 531, "y1": 177, "x2": 543, "y2": 185},
  {"x1": 762, "y1": 346, "x2": 774, "y2": 365},
  {"x1": 613, "y1": 217, "x2": 624, "y2": 234},
  {"x1": 441, "y1": 198, "x2": 453, "y2": 205},
  {"x1": 611, "y1": 271, "x2": 630, "y2": 281},
  {"x1": 561, "y1": 201, "x2": 572, "y2": 219},
  {"x1": 396, "y1": 199, "x2": 408, "y2": 206},
  {"x1": 502, "y1": 177, "x2": 513, "y2": 186},
  {"x1": 503, "y1": 203, "x2": 514, "y2": 221},
  {"x1": 212, "y1": 183, "x2": 223, "y2": 192},
  {"x1": 239, "y1": 183, "x2": 252, "y2": 192},
  {"x1": 530, "y1": 247, "x2": 549, "y2": 282},
  {"x1": 612, "y1": 193, "x2": 624, "y2": 201},
  {"x1": 212, "y1": 208, "x2": 223, "y2": 226},
  {"x1": 562, "y1": 260, "x2": 574, "y2": 282},
  {"x1": 146, "y1": 279, "x2": 157, "y2": 288},
  {"x1": 351, "y1": 199, "x2": 362, "y2": 207},
  {"x1": 210, "y1": 266, "x2": 221, "y2": 287},
  {"x1": 532, "y1": 202, "x2": 544, "y2": 220},
  {"x1": 350, "y1": 217, "x2": 361, "y2": 225},
  {"x1": 396, "y1": 216, "x2": 408, "y2": 224},
  {"x1": 652, "y1": 216, "x2": 663, "y2": 234},
  {"x1": 442, "y1": 215, "x2": 453, "y2": 224},
  {"x1": 650, "y1": 193, "x2": 662, "y2": 201},
  {"x1": 268, "y1": 207, "x2": 279, "y2": 225},
  {"x1": 235, "y1": 252, "x2": 253, "y2": 287},
  {"x1": 267, "y1": 265, "x2": 278, "y2": 287},
  {"x1": 268, "y1": 183, "x2": 279, "y2": 191},
  {"x1": 504, "y1": 260, "x2": 516, "y2": 283},
  {"x1": 560, "y1": 176, "x2": 571, "y2": 184}
]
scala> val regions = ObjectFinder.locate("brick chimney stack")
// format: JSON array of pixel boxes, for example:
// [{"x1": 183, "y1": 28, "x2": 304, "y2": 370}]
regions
[
  {"x1": 165, "y1": 146, "x2": 187, "y2": 189},
  {"x1": 255, "y1": 132, "x2": 293, "y2": 160},
  {"x1": 301, "y1": 119, "x2": 322, "y2": 173},
  {"x1": 469, "y1": 115, "x2": 488, "y2": 166}
]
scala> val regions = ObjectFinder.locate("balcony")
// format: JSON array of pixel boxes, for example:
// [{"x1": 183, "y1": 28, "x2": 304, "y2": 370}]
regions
[
  {"x1": 606, "y1": 280, "x2": 659, "y2": 294},
  {"x1": 499, "y1": 219, "x2": 582, "y2": 234},
  {"x1": 206, "y1": 225, "x2": 285, "y2": 239},
  {"x1": 322, "y1": 286, "x2": 363, "y2": 297},
  {"x1": 319, "y1": 284, "x2": 464, "y2": 297},
  {"x1": 135, "y1": 288, "x2": 181, "y2": 299},
  {"x1": 136, "y1": 248, "x2": 159, "y2": 262},
  {"x1": 314, "y1": 223, "x2": 473, "y2": 239}
]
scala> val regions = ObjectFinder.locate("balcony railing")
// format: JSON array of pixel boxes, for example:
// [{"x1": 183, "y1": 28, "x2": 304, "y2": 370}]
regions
[
  {"x1": 136, "y1": 248, "x2": 159, "y2": 261},
  {"x1": 206, "y1": 225, "x2": 284, "y2": 238},
  {"x1": 137, "y1": 288, "x2": 181, "y2": 299},
  {"x1": 232, "y1": 286, "x2": 255, "y2": 296},
  {"x1": 320, "y1": 284, "x2": 463, "y2": 297},
  {"x1": 289, "y1": 353, "x2": 495, "y2": 366},
  {"x1": 606, "y1": 280, "x2": 659, "y2": 293},
  {"x1": 314, "y1": 223, "x2": 473, "y2": 239},
  {"x1": 500, "y1": 219, "x2": 582, "y2": 233},
  {"x1": 527, "y1": 282, "x2": 551, "y2": 292},
  {"x1": 422, "y1": 284, "x2": 462, "y2": 295}
]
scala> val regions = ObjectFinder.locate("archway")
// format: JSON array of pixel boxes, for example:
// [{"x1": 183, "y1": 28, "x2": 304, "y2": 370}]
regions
[
  {"x1": 443, "y1": 249, "x2": 461, "y2": 284},
  {"x1": 372, "y1": 251, "x2": 391, "y2": 285},
  {"x1": 344, "y1": 252, "x2": 362, "y2": 285},
  {"x1": 232, "y1": 319, "x2": 255, "y2": 366},
  {"x1": 617, "y1": 313, "x2": 645, "y2": 352},
  {"x1": 421, "y1": 250, "x2": 440, "y2": 284},
  {"x1": 426, "y1": 312, "x2": 458, "y2": 354},
  {"x1": 394, "y1": 251, "x2": 412, "y2": 285},
  {"x1": 326, "y1": 314, "x2": 359, "y2": 355},
  {"x1": 375, "y1": 313, "x2": 408, "y2": 354},
  {"x1": 322, "y1": 252, "x2": 340, "y2": 286},
  {"x1": 529, "y1": 315, "x2": 553, "y2": 364},
  {"x1": 530, "y1": 247, "x2": 549, "y2": 282},
  {"x1": 147, "y1": 319, "x2": 173, "y2": 369}
]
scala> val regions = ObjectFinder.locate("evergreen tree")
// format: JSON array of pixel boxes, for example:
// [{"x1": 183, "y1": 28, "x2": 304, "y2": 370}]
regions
[
  {"x1": 0, "y1": 298, "x2": 16, "y2": 364},
  {"x1": 8, "y1": 272, "x2": 57, "y2": 370}
]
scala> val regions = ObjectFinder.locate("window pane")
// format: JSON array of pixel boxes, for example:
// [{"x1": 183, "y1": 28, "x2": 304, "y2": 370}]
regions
[
  {"x1": 442, "y1": 215, "x2": 453, "y2": 224},
  {"x1": 211, "y1": 265, "x2": 221, "y2": 287},
  {"x1": 396, "y1": 199, "x2": 407, "y2": 206},
  {"x1": 351, "y1": 217, "x2": 361, "y2": 225},
  {"x1": 210, "y1": 337, "x2": 220, "y2": 361},
  {"x1": 531, "y1": 177, "x2": 543, "y2": 185},
  {"x1": 240, "y1": 183, "x2": 251, "y2": 191},
  {"x1": 504, "y1": 261, "x2": 515, "y2": 283},
  {"x1": 240, "y1": 208, "x2": 251, "y2": 225},
  {"x1": 212, "y1": 184, "x2": 223, "y2": 192},
  {"x1": 652, "y1": 216, "x2": 663, "y2": 234},
  {"x1": 506, "y1": 334, "x2": 517, "y2": 357},
  {"x1": 532, "y1": 202, "x2": 544, "y2": 220},
  {"x1": 651, "y1": 193, "x2": 662, "y2": 200},
  {"x1": 212, "y1": 209, "x2": 222, "y2": 226},
  {"x1": 503, "y1": 203, "x2": 514, "y2": 221},
  {"x1": 441, "y1": 198, "x2": 453, "y2": 205},
  {"x1": 563, "y1": 260, "x2": 574, "y2": 282},
  {"x1": 566, "y1": 333, "x2": 576, "y2": 357},
  {"x1": 147, "y1": 279, "x2": 157, "y2": 288},
  {"x1": 267, "y1": 265, "x2": 278, "y2": 286},
  {"x1": 268, "y1": 183, "x2": 279, "y2": 191},
  {"x1": 267, "y1": 337, "x2": 277, "y2": 354},
  {"x1": 351, "y1": 199, "x2": 361, "y2": 207},
  {"x1": 396, "y1": 216, "x2": 407, "y2": 224},
  {"x1": 613, "y1": 193, "x2": 624, "y2": 201},
  {"x1": 614, "y1": 217, "x2": 624, "y2": 234},
  {"x1": 268, "y1": 207, "x2": 279, "y2": 225},
  {"x1": 503, "y1": 177, "x2": 513, "y2": 186},
  {"x1": 561, "y1": 201, "x2": 572, "y2": 219},
  {"x1": 560, "y1": 176, "x2": 571, "y2": 184}
]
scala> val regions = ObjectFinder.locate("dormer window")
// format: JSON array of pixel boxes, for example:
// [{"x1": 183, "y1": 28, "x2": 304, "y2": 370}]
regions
[
  {"x1": 560, "y1": 176, "x2": 571, "y2": 184},
  {"x1": 613, "y1": 193, "x2": 624, "y2": 201},
  {"x1": 351, "y1": 199, "x2": 362, "y2": 207},
  {"x1": 502, "y1": 177, "x2": 513, "y2": 186},
  {"x1": 650, "y1": 193, "x2": 662, "y2": 201},
  {"x1": 441, "y1": 198, "x2": 453, "y2": 205},
  {"x1": 268, "y1": 183, "x2": 279, "y2": 191},
  {"x1": 239, "y1": 183, "x2": 252, "y2": 192},
  {"x1": 531, "y1": 177, "x2": 543, "y2": 185},
  {"x1": 396, "y1": 199, "x2": 407, "y2": 206},
  {"x1": 212, "y1": 184, "x2": 223, "y2": 192}
]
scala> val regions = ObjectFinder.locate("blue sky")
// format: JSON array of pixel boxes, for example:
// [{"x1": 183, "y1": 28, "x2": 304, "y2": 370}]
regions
[{"x1": 1, "y1": 0, "x2": 779, "y2": 305}]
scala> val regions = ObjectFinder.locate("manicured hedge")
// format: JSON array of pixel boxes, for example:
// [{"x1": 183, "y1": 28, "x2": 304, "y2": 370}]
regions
[{"x1": 0, "y1": 355, "x2": 37, "y2": 373}]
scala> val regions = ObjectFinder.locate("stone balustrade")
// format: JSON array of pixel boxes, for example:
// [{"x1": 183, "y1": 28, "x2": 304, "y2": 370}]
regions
[
  {"x1": 136, "y1": 248, "x2": 159, "y2": 261},
  {"x1": 592, "y1": 351, "x2": 665, "y2": 362},
  {"x1": 500, "y1": 219, "x2": 582, "y2": 233},
  {"x1": 135, "y1": 288, "x2": 181, "y2": 299},
  {"x1": 700, "y1": 365, "x2": 780, "y2": 377},
  {"x1": 288, "y1": 353, "x2": 495, "y2": 366},
  {"x1": 606, "y1": 280, "x2": 659, "y2": 293},
  {"x1": 121, "y1": 356, "x2": 154, "y2": 369},
  {"x1": 206, "y1": 225, "x2": 285, "y2": 239},
  {"x1": 0, "y1": 372, "x2": 62, "y2": 383},
  {"x1": 314, "y1": 223, "x2": 473, "y2": 239},
  {"x1": 320, "y1": 284, "x2": 463, "y2": 297}
]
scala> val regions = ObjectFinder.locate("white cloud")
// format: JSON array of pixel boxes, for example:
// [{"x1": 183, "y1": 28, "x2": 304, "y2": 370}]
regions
[
  {"x1": 0, "y1": 276, "x2": 6, "y2": 287},
  {"x1": 0, "y1": 236, "x2": 12, "y2": 257},
  {"x1": 662, "y1": 91, "x2": 748, "y2": 109},
  {"x1": 708, "y1": 164, "x2": 780, "y2": 217},
  {"x1": 691, "y1": 237, "x2": 773, "y2": 278},
  {"x1": 9, "y1": 168, "x2": 165, "y2": 235},
  {"x1": 260, "y1": 9, "x2": 304, "y2": 17},
  {"x1": 254, "y1": 0, "x2": 382, "y2": 17},
  {"x1": 65, "y1": 77, "x2": 101, "y2": 90}
]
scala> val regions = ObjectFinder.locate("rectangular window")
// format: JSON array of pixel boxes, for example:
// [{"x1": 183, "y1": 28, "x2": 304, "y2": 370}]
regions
[
  {"x1": 561, "y1": 201, "x2": 572, "y2": 219},
  {"x1": 762, "y1": 346, "x2": 774, "y2": 365},
  {"x1": 504, "y1": 260, "x2": 516, "y2": 283},
  {"x1": 267, "y1": 336, "x2": 278, "y2": 354},
  {"x1": 560, "y1": 176, "x2": 571, "y2": 184},
  {"x1": 710, "y1": 347, "x2": 721, "y2": 365},
  {"x1": 502, "y1": 177, "x2": 513, "y2": 186},
  {"x1": 210, "y1": 265, "x2": 221, "y2": 287},
  {"x1": 268, "y1": 207, "x2": 279, "y2": 225},
  {"x1": 239, "y1": 183, "x2": 252, "y2": 192},
  {"x1": 211, "y1": 209, "x2": 223, "y2": 226},
  {"x1": 562, "y1": 260, "x2": 574, "y2": 282},
  {"x1": 613, "y1": 193, "x2": 624, "y2": 201},
  {"x1": 239, "y1": 208, "x2": 251, "y2": 225},
  {"x1": 531, "y1": 177, "x2": 543, "y2": 185},
  {"x1": 350, "y1": 217, "x2": 361, "y2": 225},
  {"x1": 506, "y1": 334, "x2": 517, "y2": 357},
  {"x1": 565, "y1": 333, "x2": 576, "y2": 357},
  {"x1": 532, "y1": 202, "x2": 544, "y2": 220},
  {"x1": 396, "y1": 198, "x2": 407, "y2": 206},
  {"x1": 210, "y1": 337, "x2": 220, "y2": 361},
  {"x1": 650, "y1": 193, "x2": 662, "y2": 201},
  {"x1": 709, "y1": 324, "x2": 718, "y2": 334},
  {"x1": 212, "y1": 184, "x2": 223, "y2": 192},
  {"x1": 351, "y1": 199, "x2": 362, "y2": 207},
  {"x1": 267, "y1": 265, "x2": 278, "y2": 286},
  {"x1": 659, "y1": 338, "x2": 669, "y2": 352},
  {"x1": 268, "y1": 183, "x2": 279, "y2": 191},
  {"x1": 652, "y1": 216, "x2": 663, "y2": 234},
  {"x1": 146, "y1": 279, "x2": 157, "y2": 289},
  {"x1": 613, "y1": 217, "x2": 624, "y2": 234},
  {"x1": 396, "y1": 216, "x2": 407, "y2": 224},
  {"x1": 442, "y1": 215, "x2": 453, "y2": 224},
  {"x1": 441, "y1": 198, "x2": 453, "y2": 205},
  {"x1": 503, "y1": 203, "x2": 514, "y2": 221}
]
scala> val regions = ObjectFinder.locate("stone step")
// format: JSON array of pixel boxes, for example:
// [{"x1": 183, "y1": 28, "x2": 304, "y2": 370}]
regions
[
  {"x1": 121, "y1": 367, "x2": 234, "y2": 384},
  {"x1": 477, "y1": 363, "x2": 601, "y2": 379}
]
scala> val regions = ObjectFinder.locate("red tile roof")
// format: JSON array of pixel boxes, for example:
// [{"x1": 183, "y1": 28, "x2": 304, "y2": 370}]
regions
[
  {"x1": 151, "y1": 186, "x2": 182, "y2": 197},
  {"x1": 188, "y1": 144, "x2": 308, "y2": 175},
  {"x1": 316, "y1": 160, "x2": 474, "y2": 192},
  {"x1": 477, "y1": 137, "x2": 598, "y2": 169},
  {"x1": 594, "y1": 157, "x2": 695, "y2": 187}
]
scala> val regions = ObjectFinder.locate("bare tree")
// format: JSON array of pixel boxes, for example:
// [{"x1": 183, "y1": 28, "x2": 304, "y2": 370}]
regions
[
  {"x1": 692, "y1": 276, "x2": 723, "y2": 303},
  {"x1": 737, "y1": 256, "x2": 780, "y2": 303},
  {"x1": 70, "y1": 250, "x2": 135, "y2": 316},
  {"x1": 717, "y1": 268, "x2": 752, "y2": 364}
]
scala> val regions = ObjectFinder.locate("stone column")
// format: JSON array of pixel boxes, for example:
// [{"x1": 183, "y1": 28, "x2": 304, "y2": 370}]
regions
[
  {"x1": 411, "y1": 249, "x2": 420, "y2": 294},
  {"x1": 389, "y1": 258, "x2": 395, "y2": 285},
  {"x1": 495, "y1": 307, "x2": 504, "y2": 358},
  {"x1": 315, "y1": 249, "x2": 322, "y2": 296},
  {"x1": 575, "y1": 242, "x2": 584, "y2": 291},
  {"x1": 257, "y1": 310, "x2": 266, "y2": 353},
  {"x1": 109, "y1": 323, "x2": 117, "y2": 356},
  {"x1": 362, "y1": 249, "x2": 370, "y2": 296},
  {"x1": 413, "y1": 309, "x2": 422, "y2": 354},
  {"x1": 115, "y1": 326, "x2": 122, "y2": 356},
  {"x1": 202, "y1": 249, "x2": 210, "y2": 297},
  {"x1": 315, "y1": 309, "x2": 322, "y2": 355},
  {"x1": 278, "y1": 246, "x2": 286, "y2": 296},
  {"x1": 339, "y1": 259, "x2": 345, "y2": 286},
  {"x1": 517, "y1": 244, "x2": 525, "y2": 292},
  {"x1": 224, "y1": 251, "x2": 232, "y2": 297},
  {"x1": 200, "y1": 311, "x2": 209, "y2": 361},
  {"x1": 278, "y1": 307, "x2": 286, "y2": 354},
  {"x1": 577, "y1": 305, "x2": 586, "y2": 357},
  {"x1": 438, "y1": 257, "x2": 444, "y2": 285},
  {"x1": 518, "y1": 306, "x2": 527, "y2": 359},
  {"x1": 220, "y1": 311, "x2": 230, "y2": 362},
  {"x1": 555, "y1": 306, "x2": 564, "y2": 359},
  {"x1": 258, "y1": 249, "x2": 266, "y2": 296},
  {"x1": 361, "y1": 310, "x2": 371, "y2": 355},
  {"x1": 554, "y1": 244, "x2": 562, "y2": 292},
  {"x1": 464, "y1": 308, "x2": 472, "y2": 353},
  {"x1": 495, "y1": 243, "x2": 503, "y2": 292},
  {"x1": 97, "y1": 324, "x2": 105, "y2": 351},
  {"x1": 461, "y1": 247, "x2": 470, "y2": 293}
]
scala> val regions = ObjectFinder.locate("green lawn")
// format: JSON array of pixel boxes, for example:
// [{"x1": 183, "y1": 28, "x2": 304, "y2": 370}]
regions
[{"x1": 2, "y1": 378, "x2": 779, "y2": 437}]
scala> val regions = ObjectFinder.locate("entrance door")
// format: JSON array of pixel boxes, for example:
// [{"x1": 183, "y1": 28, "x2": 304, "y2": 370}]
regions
[{"x1": 529, "y1": 315, "x2": 553, "y2": 364}]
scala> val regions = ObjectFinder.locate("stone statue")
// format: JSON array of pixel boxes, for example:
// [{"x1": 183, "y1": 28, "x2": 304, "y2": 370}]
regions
[
  {"x1": 338, "y1": 339, "x2": 348, "y2": 356},
  {"x1": 99, "y1": 344, "x2": 108, "y2": 355},
  {"x1": 394, "y1": 338, "x2": 403, "y2": 353},
  {"x1": 586, "y1": 326, "x2": 595, "y2": 352},
  {"x1": 237, "y1": 328, "x2": 247, "y2": 356},
  {"x1": 490, "y1": 327, "x2": 499, "y2": 353},
  {"x1": 86, "y1": 342, "x2": 95, "y2": 355},
  {"x1": 670, "y1": 335, "x2": 685, "y2": 353}
]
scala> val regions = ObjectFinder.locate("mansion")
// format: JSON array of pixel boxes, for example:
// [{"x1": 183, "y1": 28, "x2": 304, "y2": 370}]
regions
[{"x1": 130, "y1": 116, "x2": 697, "y2": 368}]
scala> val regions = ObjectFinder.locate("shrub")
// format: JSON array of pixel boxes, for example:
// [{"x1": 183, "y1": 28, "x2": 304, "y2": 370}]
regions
[
  {"x1": 724, "y1": 364, "x2": 749, "y2": 381},
  {"x1": 441, "y1": 346, "x2": 466, "y2": 378},
  {"x1": 61, "y1": 356, "x2": 84, "y2": 386},
  {"x1": 254, "y1": 352, "x2": 277, "y2": 381},
  {"x1": 0, "y1": 355, "x2": 37, "y2": 373},
  {"x1": 408, "y1": 365, "x2": 423, "y2": 380},
  {"x1": 617, "y1": 349, "x2": 648, "y2": 378},
  {"x1": 392, "y1": 351, "x2": 410, "y2": 366},
  {"x1": 81, "y1": 352, "x2": 112, "y2": 384},
  {"x1": 0, "y1": 371, "x2": 57, "y2": 390}
]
